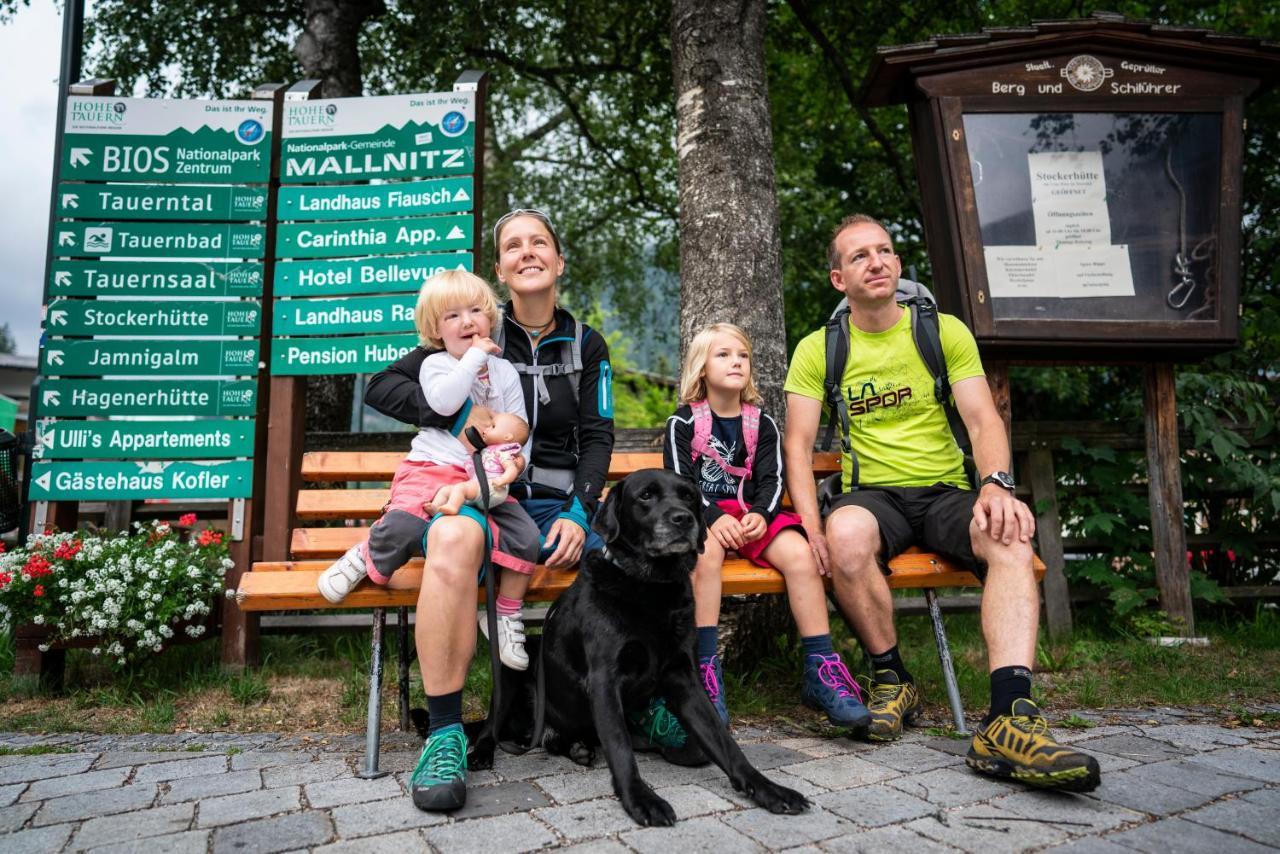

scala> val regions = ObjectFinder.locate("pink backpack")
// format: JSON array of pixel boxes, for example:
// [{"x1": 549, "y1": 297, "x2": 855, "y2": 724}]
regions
[{"x1": 689, "y1": 399, "x2": 760, "y2": 512}]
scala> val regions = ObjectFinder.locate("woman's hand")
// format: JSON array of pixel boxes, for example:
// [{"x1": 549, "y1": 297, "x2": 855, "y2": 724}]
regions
[
  {"x1": 710, "y1": 514, "x2": 746, "y2": 551},
  {"x1": 739, "y1": 512, "x2": 768, "y2": 543},
  {"x1": 544, "y1": 517, "x2": 586, "y2": 568}
]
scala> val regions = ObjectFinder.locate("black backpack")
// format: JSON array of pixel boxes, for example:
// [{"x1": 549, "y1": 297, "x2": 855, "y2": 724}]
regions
[{"x1": 494, "y1": 309, "x2": 585, "y2": 408}]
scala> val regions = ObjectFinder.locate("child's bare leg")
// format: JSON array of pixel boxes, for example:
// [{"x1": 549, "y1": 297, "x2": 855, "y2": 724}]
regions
[
  {"x1": 497, "y1": 565, "x2": 531, "y2": 603},
  {"x1": 763, "y1": 529, "x2": 831, "y2": 637},
  {"x1": 693, "y1": 535, "x2": 726, "y2": 627}
]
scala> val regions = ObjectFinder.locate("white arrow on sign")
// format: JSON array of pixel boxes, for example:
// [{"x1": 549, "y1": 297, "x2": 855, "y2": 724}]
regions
[
  {"x1": 47, "y1": 350, "x2": 65, "y2": 366},
  {"x1": 61, "y1": 193, "x2": 79, "y2": 209},
  {"x1": 54, "y1": 271, "x2": 71, "y2": 286},
  {"x1": 58, "y1": 231, "x2": 76, "y2": 247},
  {"x1": 43, "y1": 390, "x2": 61, "y2": 406},
  {"x1": 34, "y1": 471, "x2": 52, "y2": 491},
  {"x1": 446, "y1": 226, "x2": 466, "y2": 240},
  {"x1": 49, "y1": 310, "x2": 68, "y2": 326},
  {"x1": 39, "y1": 428, "x2": 54, "y2": 449},
  {"x1": 69, "y1": 148, "x2": 92, "y2": 167},
  {"x1": 454, "y1": 188, "x2": 470, "y2": 203}
]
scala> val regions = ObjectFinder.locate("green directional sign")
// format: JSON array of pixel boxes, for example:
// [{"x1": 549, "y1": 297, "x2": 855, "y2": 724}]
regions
[
  {"x1": 50, "y1": 259, "x2": 263, "y2": 297},
  {"x1": 271, "y1": 333, "x2": 417, "y2": 375},
  {"x1": 276, "y1": 215, "x2": 471, "y2": 259},
  {"x1": 35, "y1": 419, "x2": 255, "y2": 460},
  {"x1": 37, "y1": 379, "x2": 258, "y2": 416},
  {"x1": 273, "y1": 295, "x2": 416, "y2": 336},
  {"x1": 30, "y1": 460, "x2": 253, "y2": 500},
  {"x1": 57, "y1": 183, "x2": 267, "y2": 221},
  {"x1": 61, "y1": 97, "x2": 272, "y2": 184},
  {"x1": 277, "y1": 177, "x2": 472, "y2": 222},
  {"x1": 42, "y1": 340, "x2": 259, "y2": 377},
  {"x1": 273, "y1": 252, "x2": 471, "y2": 296},
  {"x1": 46, "y1": 299, "x2": 261, "y2": 337},
  {"x1": 54, "y1": 221, "x2": 266, "y2": 259}
]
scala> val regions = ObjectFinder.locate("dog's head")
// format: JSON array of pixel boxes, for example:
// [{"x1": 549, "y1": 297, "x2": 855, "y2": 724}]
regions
[{"x1": 593, "y1": 469, "x2": 706, "y2": 579}]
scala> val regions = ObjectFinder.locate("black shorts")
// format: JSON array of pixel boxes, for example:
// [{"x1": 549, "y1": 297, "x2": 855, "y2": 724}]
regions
[{"x1": 824, "y1": 484, "x2": 986, "y2": 581}]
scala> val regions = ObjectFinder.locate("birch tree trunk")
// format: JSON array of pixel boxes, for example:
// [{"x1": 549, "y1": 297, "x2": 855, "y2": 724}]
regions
[{"x1": 672, "y1": 0, "x2": 792, "y2": 666}]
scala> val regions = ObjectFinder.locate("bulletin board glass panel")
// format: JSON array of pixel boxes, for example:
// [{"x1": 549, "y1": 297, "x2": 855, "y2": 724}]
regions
[{"x1": 963, "y1": 112, "x2": 1222, "y2": 323}]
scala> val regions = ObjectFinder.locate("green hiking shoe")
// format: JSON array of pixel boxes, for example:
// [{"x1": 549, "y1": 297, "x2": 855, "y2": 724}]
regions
[
  {"x1": 627, "y1": 697, "x2": 708, "y2": 767},
  {"x1": 410, "y1": 723, "x2": 468, "y2": 811}
]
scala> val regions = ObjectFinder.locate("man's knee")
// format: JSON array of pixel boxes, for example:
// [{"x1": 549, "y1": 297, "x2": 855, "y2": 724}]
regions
[
  {"x1": 825, "y1": 507, "x2": 882, "y2": 577},
  {"x1": 970, "y1": 522, "x2": 1035, "y2": 570}
]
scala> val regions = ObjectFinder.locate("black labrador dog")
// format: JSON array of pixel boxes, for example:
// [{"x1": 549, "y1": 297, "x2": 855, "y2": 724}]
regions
[{"x1": 466, "y1": 469, "x2": 809, "y2": 827}]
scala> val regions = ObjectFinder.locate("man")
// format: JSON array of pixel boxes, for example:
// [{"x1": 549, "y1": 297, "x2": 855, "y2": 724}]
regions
[{"x1": 782, "y1": 213, "x2": 1100, "y2": 791}]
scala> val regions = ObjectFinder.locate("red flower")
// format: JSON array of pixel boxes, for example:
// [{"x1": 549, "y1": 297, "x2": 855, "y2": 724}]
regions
[
  {"x1": 53, "y1": 540, "x2": 82, "y2": 560},
  {"x1": 179, "y1": 513, "x2": 198, "y2": 526},
  {"x1": 33, "y1": 585, "x2": 45, "y2": 597},
  {"x1": 0, "y1": 541, "x2": 6, "y2": 553},
  {"x1": 0, "y1": 572, "x2": 11, "y2": 586},
  {"x1": 197, "y1": 529, "x2": 224, "y2": 547},
  {"x1": 24, "y1": 555, "x2": 52, "y2": 578}
]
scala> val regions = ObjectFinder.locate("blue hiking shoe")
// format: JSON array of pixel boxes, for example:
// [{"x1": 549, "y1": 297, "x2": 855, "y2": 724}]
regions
[
  {"x1": 801, "y1": 653, "x2": 872, "y2": 728},
  {"x1": 410, "y1": 723, "x2": 467, "y2": 811},
  {"x1": 699, "y1": 654, "x2": 731, "y2": 728}
]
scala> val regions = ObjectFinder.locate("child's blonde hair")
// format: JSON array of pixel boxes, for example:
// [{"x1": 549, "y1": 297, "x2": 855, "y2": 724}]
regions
[
  {"x1": 413, "y1": 270, "x2": 501, "y2": 349},
  {"x1": 679, "y1": 323, "x2": 763, "y2": 405}
]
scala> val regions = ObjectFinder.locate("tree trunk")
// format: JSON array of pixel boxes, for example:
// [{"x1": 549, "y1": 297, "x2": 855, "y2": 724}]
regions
[
  {"x1": 672, "y1": 0, "x2": 792, "y2": 666},
  {"x1": 293, "y1": 0, "x2": 387, "y2": 431}
]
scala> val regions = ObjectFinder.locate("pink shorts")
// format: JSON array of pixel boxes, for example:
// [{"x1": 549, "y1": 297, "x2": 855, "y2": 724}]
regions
[{"x1": 715, "y1": 499, "x2": 805, "y2": 568}]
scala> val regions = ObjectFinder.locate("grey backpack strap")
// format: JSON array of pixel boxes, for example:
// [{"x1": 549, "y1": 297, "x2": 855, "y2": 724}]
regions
[
  {"x1": 905, "y1": 298, "x2": 972, "y2": 460},
  {"x1": 821, "y1": 309, "x2": 858, "y2": 489}
]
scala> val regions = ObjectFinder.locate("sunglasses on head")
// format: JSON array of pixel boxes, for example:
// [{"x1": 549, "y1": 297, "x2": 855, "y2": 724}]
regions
[{"x1": 492, "y1": 208, "x2": 556, "y2": 245}]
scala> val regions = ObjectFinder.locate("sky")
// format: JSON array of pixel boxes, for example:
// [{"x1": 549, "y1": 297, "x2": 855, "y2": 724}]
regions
[{"x1": 0, "y1": 1, "x2": 63, "y2": 357}]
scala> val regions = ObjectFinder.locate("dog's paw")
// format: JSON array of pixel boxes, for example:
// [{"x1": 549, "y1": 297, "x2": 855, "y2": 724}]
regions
[
  {"x1": 621, "y1": 789, "x2": 677, "y2": 827},
  {"x1": 466, "y1": 742, "x2": 495, "y2": 771},
  {"x1": 750, "y1": 779, "x2": 810, "y2": 815},
  {"x1": 568, "y1": 741, "x2": 595, "y2": 767}
]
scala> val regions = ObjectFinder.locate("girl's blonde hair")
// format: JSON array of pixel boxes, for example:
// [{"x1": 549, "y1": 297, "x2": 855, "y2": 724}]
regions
[
  {"x1": 678, "y1": 323, "x2": 763, "y2": 405},
  {"x1": 413, "y1": 270, "x2": 501, "y2": 348}
]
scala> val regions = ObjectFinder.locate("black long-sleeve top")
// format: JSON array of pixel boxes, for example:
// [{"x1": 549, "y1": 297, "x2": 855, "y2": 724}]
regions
[
  {"x1": 662, "y1": 403, "x2": 784, "y2": 526},
  {"x1": 363, "y1": 303, "x2": 615, "y2": 518}
]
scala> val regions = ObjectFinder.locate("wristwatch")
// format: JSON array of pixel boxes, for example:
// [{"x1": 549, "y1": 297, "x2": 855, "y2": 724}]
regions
[{"x1": 980, "y1": 471, "x2": 1016, "y2": 492}]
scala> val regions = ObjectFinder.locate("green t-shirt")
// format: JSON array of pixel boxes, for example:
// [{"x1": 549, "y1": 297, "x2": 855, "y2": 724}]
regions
[{"x1": 784, "y1": 306, "x2": 985, "y2": 490}]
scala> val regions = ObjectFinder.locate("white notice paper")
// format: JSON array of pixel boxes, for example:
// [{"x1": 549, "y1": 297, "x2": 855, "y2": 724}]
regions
[
  {"x1": 985, "y1": 244, "x2": 1135, "y2": 299},
  {"x1": 1028, "y1": 151, "x2": 1112, "y2": 246}
]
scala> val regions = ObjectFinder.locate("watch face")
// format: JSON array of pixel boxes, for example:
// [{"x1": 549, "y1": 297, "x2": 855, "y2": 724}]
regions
[{"x1": 989, "y1": 472, "x2": 1015, "y2": 489}]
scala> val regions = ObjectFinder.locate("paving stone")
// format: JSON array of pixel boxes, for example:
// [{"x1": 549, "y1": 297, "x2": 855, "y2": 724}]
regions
[
  {"x1": 33, "y1": 783, "x2": 157, "y2": 826},
  {"x1": 22, "y1": 766, "x2": 130, "y2": 801},
  {"x1": 69, "y1": 803, "x2": 195, "y2": 851},
  {"x1": 304, "y1": 774, "x2": 402, "y2": 809},
  {"x1": 0, "y1": 783, "x2": 23, "y2": 807},
  {"x1": 1101, "y1": 815, "x2": 1274, "y2": 854},
  {"x1": 776, "y1": 737, "x2": 860, "y2": 759},
  {"x1": 1076, "y1": 734, "x2": 1192, "y2": 764},
  {"x1": 1181, "y1": 787, "x2": 1280, "y2": 847},
  {"x1": 905, "y1": 802, "x2": 1072, "y2": 852},
  {"x1": 652, "y1": 782, "x2": 736, "y2": 818},
  {"x1": 739, "y1": 742, "x2": 811, "y2": 770},
  {"x1": 425, "y1": 812, "x2": 558, "y2": 853},
  {"x1": 859, "y1": 742, "x2": 956, "y2": 773},
  {"x1": 1137, "y1": 724, "x2": 1257, "y2": 751},
  {"x1": 261, "y1": 758, "x2": 351, "y2": 788},
  {"x1": 1040, "y1": 839, "x2": 1135, "y2": 854},
  {"x1": 1122, "y1": 758, "x2": 1266, "y2": 798},
  {"x1": 448, "y1": 780, "x2": 553, "y2": 820},
  {"x1": 230, "y1": 751, "x2": 318, "y2": 771},
  {"x1": 329, "y1": 795, "x2": 449, "y2": 838},
  {"x1": 778, "y1": 755, "x2": 898, "y2": 790},
  {"x1": 197, "y1": 784, "x2": 301, "y2": 827},
  {"x1": 554, "y1": 840, "x2": 633, "y2": 854},
  {"x1": 312, "y1": 829, "x2": 431, "y2": 854},
  {"x1": 0, "y1": 752, "x2": 96, "y2": 783},
  {"x1": 815, "y1": 782, "x2": 936, "y2": 827},
  {"x1": 0, "y1": 822, "x2": 74, "y2": 854},
  {"x1": 0, "y1": 801, "x2": 37, "y2": 833},
  {"x1": 626, "y1": 755, "x2": 724, "y2": 789},
  {"x1": 989, "y1": 789, "x2": 1145, "y2": 833},
  {"x1": 92, "y1": 751, "x2": 210, "y2": 771},
  {"x1": 378, "y1": 751, "x2": 425, "y2": 774},
  {"x1": 622, "y1": 814, "x2": 766, "y2": 854},
  {"x1": 535, "y1": 768, "x2": 615, "y2": 803},
  {"x1": 131, "y1": 755, "x2": 229, "y2": 783},
  {"x1": 211, "y1": 811, "x2": 334, "y2": 854},
  {"x1": 700, "y1": 769, "x2": 827, "y2": 809},
  {"x1": 85, "y1": 829, "x2": 210, "y2": 854},
  {"x1": 721, "y1": 803, "x2": 856, "y2": 848},
  {"x1": 1188, "y1": 746, "x2": 1280, "y2": 783},
  {"x1": 1084, "y1": 768, "x2": 1214, "y2": 816},
  {"x1": 534, "y1": 797, "x2": 649, "y2": 841},
  {"x1": 1049, "y1": 725, "x2": 1141, "y2": 745},
  {"x1": 885, "y1": 766, "x2": 1019, "y2": 807},
  {"x1": 491, "y1": 749, "x2": 592, "y2": 781},
  {"x1": 819, "y1": 824, "x2": 960, "y2": 852},
  {"x1": 162, "y1": 769, "x2": 262, "y2": 803}
]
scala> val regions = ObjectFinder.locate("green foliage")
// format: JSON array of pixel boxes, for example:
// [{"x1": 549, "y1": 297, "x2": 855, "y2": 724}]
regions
[{"x1": 0, "y1": 322, "x2": 15, "y2": 354}]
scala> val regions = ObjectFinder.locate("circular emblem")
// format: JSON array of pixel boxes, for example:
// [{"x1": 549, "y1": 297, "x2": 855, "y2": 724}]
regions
[
  {"x1": 440, "y1": 110, "x2": 468, "y2": 137},
  {"x1": 325, "y1": 104, "x2": 338, "y2": 116},
  {"x1": 113, "y1": 102, "x2": 126, "y2": 114},
  {"x1": 236, "y1": 119, "x2": 264, "y2": 144},
  {"x1": 1061, "y1": 55, "x2": 1111, "y2": 92}
]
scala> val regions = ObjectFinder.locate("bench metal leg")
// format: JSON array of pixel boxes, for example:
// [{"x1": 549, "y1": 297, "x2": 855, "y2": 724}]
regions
[
  {"x1": 925, "y1": 588, "x2": 970, "y2": 736},
  {"x1": 397, "y1": 606, "x2": 411, "y2": 732},
  {"x1": 358, "y1": 608, "x2": 390, "y2": 779}
]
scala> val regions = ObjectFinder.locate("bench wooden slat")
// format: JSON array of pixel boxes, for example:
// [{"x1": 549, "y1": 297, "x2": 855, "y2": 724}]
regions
[{"x1": 297, "y1": 489, "x2": 389, "y2": 520}]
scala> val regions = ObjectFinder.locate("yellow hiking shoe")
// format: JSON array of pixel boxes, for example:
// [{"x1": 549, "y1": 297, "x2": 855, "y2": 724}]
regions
[
  {"x1": 866, "y1": 669, "x2": 922, "y2": 741},
  {"x1": 967, "y1": 698, "x2": 1101, "y2": 792}
]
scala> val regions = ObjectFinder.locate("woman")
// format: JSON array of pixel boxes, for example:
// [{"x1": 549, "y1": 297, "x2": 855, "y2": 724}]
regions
[{"x1": 363, "y1": 209, "x2": 615, "y2": 811}]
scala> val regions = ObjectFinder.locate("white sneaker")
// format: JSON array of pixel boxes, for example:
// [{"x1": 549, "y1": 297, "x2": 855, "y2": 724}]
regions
[
  {"x1": 478, "y1": 610, "x2": 529, "y2": 670},
  {"x1": 317, "y1": 544, "x2": 368, "y2": 604}
]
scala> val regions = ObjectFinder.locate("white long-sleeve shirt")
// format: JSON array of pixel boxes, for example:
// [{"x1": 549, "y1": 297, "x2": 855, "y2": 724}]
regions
[{"x1": 407, "y1": 347, "x2": 528, "y2": 467}]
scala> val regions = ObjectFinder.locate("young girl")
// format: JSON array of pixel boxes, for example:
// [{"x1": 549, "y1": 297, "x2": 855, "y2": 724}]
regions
[
  {"x1": 317, "y1": 270, "x2": 541, "y2": 671},
  {"x1": 663, "y1": 323, "x2": 869, "y2": 729}
]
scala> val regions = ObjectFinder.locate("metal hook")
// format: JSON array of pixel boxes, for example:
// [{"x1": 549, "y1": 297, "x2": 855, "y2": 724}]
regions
[{"x1": 1167, "y1": 252, "x2": 1196, "y2": 310}]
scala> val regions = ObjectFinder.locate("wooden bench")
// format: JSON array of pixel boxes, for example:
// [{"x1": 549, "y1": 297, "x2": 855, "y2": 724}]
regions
[{"x1": 236, "y1": 450, "x2": 1045, "y2": 776}]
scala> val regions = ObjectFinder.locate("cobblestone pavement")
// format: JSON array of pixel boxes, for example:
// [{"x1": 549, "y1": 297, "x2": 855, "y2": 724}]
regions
[{"x1": 0, "y1": 707, "x2": 1277, "y2": 853}]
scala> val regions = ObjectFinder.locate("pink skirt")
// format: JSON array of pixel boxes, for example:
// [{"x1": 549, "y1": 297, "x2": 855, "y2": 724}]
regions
[{"x1": 715, "y1": 499, "x2": 805, "y2": 568}]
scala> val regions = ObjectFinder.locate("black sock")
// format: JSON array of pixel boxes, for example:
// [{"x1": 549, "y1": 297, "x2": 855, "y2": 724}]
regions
[
  {"x1": 426, "y1": 691, "x2": 463, "y2": 733},
  {"x1": 801, "y1": 634, "x2": 835, "y2": 658},
  {"x1": 696, "y1": 626, "x2": 718, "y2": 659},
  {"x1": 868, "y1": 645, "x2": 912, "y2": 685},
  {"x1": 986, "y1": 665, "x2": 1033, "y2": 723}
]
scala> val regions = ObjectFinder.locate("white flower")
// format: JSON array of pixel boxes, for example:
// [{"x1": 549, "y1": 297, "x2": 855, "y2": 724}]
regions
[
  {"x1": 91, "y1": 646, "x2": 101, "y2": 655},
  {"x1": 33, "y1": 615, "x2": 44, "y2": 625},
  {"x1": 37, "y1": 644, "x2": 49, "y2": 652}
]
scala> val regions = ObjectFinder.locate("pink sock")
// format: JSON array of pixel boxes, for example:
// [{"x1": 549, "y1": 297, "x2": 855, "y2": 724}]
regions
[{"x1": 496, "y1": 594, "x2": 523, "y2": 616}]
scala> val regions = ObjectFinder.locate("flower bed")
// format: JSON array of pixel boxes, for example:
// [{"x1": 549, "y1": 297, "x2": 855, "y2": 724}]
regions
[{"x1": 0, "y1": 516, "x2": 231, "y2": 667}]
